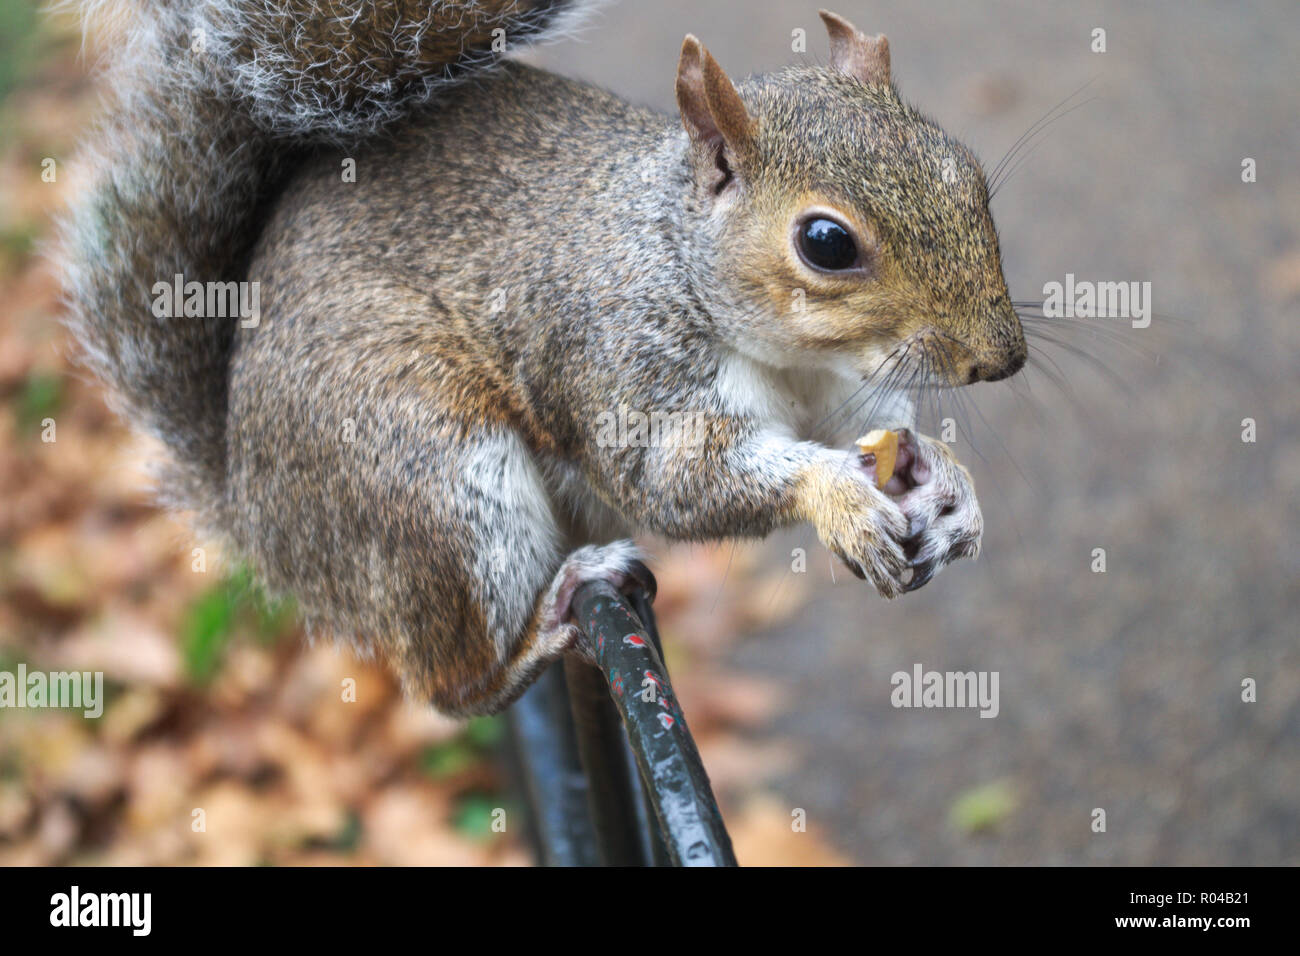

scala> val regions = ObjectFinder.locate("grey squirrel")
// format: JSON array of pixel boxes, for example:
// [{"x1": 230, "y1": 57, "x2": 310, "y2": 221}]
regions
[{"x1": 60, "y1": 1, "x2": 1026, "y2": 715}]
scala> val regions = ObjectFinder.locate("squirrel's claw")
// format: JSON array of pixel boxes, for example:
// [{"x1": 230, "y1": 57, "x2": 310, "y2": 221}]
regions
[
  {"x1": 623, "y1": 558, "x2": 658, "y2": 604},
  {"x1": 832, "y1": 548, "x2": 868, "y2": 581},
  {"x1": 903, "y1": 559, "x2": 937, "y2": 593}
]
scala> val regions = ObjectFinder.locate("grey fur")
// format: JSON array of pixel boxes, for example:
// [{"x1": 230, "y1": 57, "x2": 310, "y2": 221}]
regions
[{"x1": 59, "y1": 0, "x2": 591, "y2": 525}]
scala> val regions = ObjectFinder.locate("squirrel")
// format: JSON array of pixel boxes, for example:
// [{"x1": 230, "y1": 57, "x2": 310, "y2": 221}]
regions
[{"x1": 60, "y1": 1, "x2": 1027, "y2": 716}]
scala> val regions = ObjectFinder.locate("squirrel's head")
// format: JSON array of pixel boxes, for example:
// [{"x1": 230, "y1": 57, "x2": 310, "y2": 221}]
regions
[{"x1": 675, "y1": 10, "x2": 1026, "y2": 387}]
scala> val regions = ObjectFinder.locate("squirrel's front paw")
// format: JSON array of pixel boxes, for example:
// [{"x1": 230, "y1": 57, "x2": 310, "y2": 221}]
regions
[
  {"x1": 888, "y1": 430, "x2": 983, "y2": 592},
  {"x1": 803, "y1": 462, "x2": 911, "y2": 598}
]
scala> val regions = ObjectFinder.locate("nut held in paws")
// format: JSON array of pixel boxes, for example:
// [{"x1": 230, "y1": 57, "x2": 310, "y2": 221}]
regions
[{"x1": 856, "y1": 429, "x2": 899, "y2": 489}]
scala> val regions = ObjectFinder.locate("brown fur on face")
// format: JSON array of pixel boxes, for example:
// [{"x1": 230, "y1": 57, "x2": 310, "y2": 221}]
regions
[{"x1": 699, "y1": 66, "x2": 1027, "y2": 385}]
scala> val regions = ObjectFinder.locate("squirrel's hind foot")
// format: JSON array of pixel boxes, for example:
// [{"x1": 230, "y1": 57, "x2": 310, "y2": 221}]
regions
[{"x1": 534, "y1": 541, "x2": 656, "y2": 664}]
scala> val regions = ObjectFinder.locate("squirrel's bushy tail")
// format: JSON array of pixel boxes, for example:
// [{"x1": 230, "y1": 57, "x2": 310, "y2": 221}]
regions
[{"x1": 61, "y1": 0, "x2": 585, "y2": 521}]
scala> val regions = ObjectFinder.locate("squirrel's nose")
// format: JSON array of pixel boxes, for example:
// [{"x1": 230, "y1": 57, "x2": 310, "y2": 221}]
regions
[{"x1": 970, "y1": 350, "x2": 1026, "y2": 383}]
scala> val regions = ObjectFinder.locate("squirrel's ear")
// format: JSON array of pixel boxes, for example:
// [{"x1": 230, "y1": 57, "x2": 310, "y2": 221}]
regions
[
  {"x1": 819, "y1": 9, "x2": 891, "y2": 86},
  {"x1": 676, "y1": 35, "x2": 755, "y2": 169}
]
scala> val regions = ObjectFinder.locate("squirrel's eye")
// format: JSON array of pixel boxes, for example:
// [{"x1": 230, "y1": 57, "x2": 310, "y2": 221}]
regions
[{"x1": 797, "y1": 217, "x2": 859, "y2": 271}]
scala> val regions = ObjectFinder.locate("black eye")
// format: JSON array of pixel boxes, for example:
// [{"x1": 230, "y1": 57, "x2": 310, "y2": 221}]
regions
[{"x1": 797, "y1": 217, "x2": 859, "y2": 271}]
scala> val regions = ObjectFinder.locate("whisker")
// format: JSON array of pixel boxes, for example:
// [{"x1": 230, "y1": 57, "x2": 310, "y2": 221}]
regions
[
  {"x1": 987, "y1": 82, "x2": 1092, "y2": 186},
  {"x1": 1023, "y1": 328, "x2": 1142, "y2": 394},
  {"x1": 1017, "y1": 312, "x2": 1162, "y2": 358},
  {"x1": 923, "y1": 332, "x2": 983, "y2": 453},
  {"x1": 1018, "y1": 315, "x2": 1137, "y2": 355},
  {"x1": 1024, "y1": 344, "x2": 1081, "y2": 409},
  {"x1": 989, "y1": 96, "x2": 1098, "y2": 198},
  {"x1": 812, "y1": 343, "x2": 905, "y2": 435},
  {"x1": 1012, "y1": 300, "x2": 1194, "y2": 327},
  {"x1": 960, "y1": 377, "x2": 1033, "y2": 485},
  {"x1": 845, "y1": 348, "x2": 917, "y2": 432},
  {"x1": 988, "y1": 78, "x2": 1097, "y2": 193},
  {"x1": 1004, "y1": 367, "x2": 1050, "y2": 429}
]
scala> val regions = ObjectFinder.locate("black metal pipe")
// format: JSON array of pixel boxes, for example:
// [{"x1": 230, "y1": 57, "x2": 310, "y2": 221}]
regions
[
  {"x1": 570, "y1": 580, "x2": 738, "y2": 867},
  {"x1": 563, "y1": 656, "x2": 648, "y2": 865},
  {"x1": 505, "y1": 663, "x2": 602, "y2": 866},
  {"x1": 627, "y1": 589, "x2": 674, "y2": 867}
]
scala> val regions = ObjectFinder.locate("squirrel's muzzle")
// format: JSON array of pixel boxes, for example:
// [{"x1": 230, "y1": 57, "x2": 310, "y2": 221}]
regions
[{"x1": 971, "y1": 349, "x2": 1026, "y2": 383}]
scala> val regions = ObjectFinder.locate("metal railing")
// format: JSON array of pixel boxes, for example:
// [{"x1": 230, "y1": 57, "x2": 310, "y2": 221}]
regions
[{"x1": 506, "y1": 575, "x2": 736, "y2": 866}]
